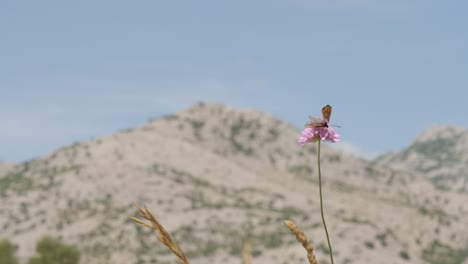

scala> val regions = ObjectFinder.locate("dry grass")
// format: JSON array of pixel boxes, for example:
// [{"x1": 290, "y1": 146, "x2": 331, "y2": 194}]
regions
[
  {"x1": 130, "y1": 205, "x2": 320, "y2": 264},
  {"x1": 131, "y1": 205, "x2": 189, "y2": 264},
  {"x1": 284, "y1": 220, "x2": 319, "y2": 264},
  {"x1": 242, "y1": 239, "x2": 252, "y2": 264}
]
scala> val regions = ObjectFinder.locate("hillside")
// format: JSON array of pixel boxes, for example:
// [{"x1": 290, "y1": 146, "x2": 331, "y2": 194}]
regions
[
  {"x1": 375, "y1": 125, "x2": 468, "y2": 192},
  {"x1": 0, "y1": 161, "x2": 14, "y2": 175},
  {"x1": 1, "y1": 103, "x2": 467, "y2": 264}
]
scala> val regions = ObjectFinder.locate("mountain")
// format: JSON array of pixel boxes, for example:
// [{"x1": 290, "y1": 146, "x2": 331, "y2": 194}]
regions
[
  {"x1": 0, "y1": 161, "x2": 13, "y2": 174},
  {"x1": 1, "y1": 103, "x2": 467, "y2": 264},
  {"x1": 375, "y1": 125, "x2": 468, "y2": 192}
]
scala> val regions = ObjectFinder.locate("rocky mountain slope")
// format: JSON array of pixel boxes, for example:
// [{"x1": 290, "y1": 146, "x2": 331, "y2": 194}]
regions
[
  {"x1": 0, "y1": 161, "x2": 13, "y2": 175},
  {"x1": 375, "y1": 125, "x2": 468, "y2": 192},
  {"x1": 1, "y1": 103, "x2": 467, "y2": 264}
]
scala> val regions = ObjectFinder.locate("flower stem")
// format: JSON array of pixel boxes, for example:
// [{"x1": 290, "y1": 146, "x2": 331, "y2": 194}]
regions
[{"x1": 317, "y1": 140, "x2": 334, "y2": 264}]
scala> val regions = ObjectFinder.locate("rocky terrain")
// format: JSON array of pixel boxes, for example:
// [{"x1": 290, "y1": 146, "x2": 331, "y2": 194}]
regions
[
  {"x1": 0, "y1": 161, "x2": 13, "y2": 175},
  {"x1": 1, "y1": 103, "x2": 467, "y2": 264},
  {"x1": 375, "y1": 125, "x2": 468, "y2": 193}
]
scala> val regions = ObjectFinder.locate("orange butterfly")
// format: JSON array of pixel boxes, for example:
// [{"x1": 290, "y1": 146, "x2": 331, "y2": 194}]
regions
[{"x1": 305, "y1": 105, "x2": 333, "y2": 128}]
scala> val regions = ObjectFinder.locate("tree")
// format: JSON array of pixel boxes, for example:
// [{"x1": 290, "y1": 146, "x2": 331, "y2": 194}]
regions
[
  {"x1": 28, "y1": 237, "x2": 80, "y2": 264},
  {"x1": 0, "y1": 240, "x2": 18, "y2": 264}
]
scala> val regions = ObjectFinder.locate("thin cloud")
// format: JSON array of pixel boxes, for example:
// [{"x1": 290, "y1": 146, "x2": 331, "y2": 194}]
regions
[
  {"x1": 0, "y1": 79, "x2": 269, "y2": 161},
  {"x1": 332, "y1": 141, "x2": 380, "y2": 160},
  {"x1": 152, "y1": 79, "x2": 269, "y2": 110}
]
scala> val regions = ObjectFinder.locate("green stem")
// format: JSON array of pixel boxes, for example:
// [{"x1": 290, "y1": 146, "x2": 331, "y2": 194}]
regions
[{"x1": 317, "y1": 140, "x2": 334, "y2": 264}]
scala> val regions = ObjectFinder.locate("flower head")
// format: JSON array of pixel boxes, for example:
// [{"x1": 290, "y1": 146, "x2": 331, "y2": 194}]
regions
[{"x1": 298, "y1": 122, "x2": 340, "y2": 145}]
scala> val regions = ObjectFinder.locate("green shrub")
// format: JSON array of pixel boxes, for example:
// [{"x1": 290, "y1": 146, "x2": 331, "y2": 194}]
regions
[
  {"x1": 0, "y1": 240, "x2": 18, "y2": 264},
  {"x1": 28, "y1": 237, "x2": 80, "y2": 264}
]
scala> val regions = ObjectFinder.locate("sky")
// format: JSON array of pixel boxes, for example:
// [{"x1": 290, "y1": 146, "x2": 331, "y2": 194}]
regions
[{"x1": 1, "y1": 0, "x2": 468, "y2": 162}]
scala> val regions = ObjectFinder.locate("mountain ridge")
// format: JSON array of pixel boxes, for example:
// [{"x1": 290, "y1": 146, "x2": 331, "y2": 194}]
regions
[
  {"x1": 1, "y1": 102, "x2": 467, "y2": 264},
  {"x1": 0, "y1": 161, "x2": 14, "y2": 174},
  {"x1": 374, "y1": 124, "x2": 468, "y2": 192}
]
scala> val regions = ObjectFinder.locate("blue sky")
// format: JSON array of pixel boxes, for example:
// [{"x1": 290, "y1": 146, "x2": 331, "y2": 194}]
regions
[{"x1": 1, "y1": 0, "x2": 467, "y2": 162}]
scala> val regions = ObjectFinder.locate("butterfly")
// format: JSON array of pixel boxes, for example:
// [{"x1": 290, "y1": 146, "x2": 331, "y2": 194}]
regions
[{"x1": 305, "y1": 105, "x2": 336, "y2": 128}]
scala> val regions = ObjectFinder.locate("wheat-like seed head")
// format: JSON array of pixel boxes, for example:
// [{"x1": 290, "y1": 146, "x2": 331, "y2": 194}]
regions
[
  {"x1": 131, "y1": 204, "x2": 189, "y2": 264},
  {"x1": 284, "y1": 220, "x2": 318, "y2": 264}
]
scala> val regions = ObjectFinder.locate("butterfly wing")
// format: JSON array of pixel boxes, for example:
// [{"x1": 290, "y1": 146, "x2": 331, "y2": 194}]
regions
[
  {"x1": 322, "y1": 105, "x2": 332, "y2": 123},
  {"x1": 305, "y1": 116, "x2": 326, "y2": 127}
]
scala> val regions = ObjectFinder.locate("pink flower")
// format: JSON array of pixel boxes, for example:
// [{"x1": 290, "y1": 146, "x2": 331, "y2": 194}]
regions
[{"x1": 298, "y1": 123, "x2": 340, "y2": 145}]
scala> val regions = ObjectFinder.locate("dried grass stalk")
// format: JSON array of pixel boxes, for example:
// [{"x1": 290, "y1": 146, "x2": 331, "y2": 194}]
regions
[
  {"x1": 242, "y1": 239, "x2": 252, "y2": 264},
  {"x1": 131, "y1": 205, "x2": 189, "y2": 264},
  {"x1": 285, "y1": 220, "x2": 318, "y2": 264}
]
